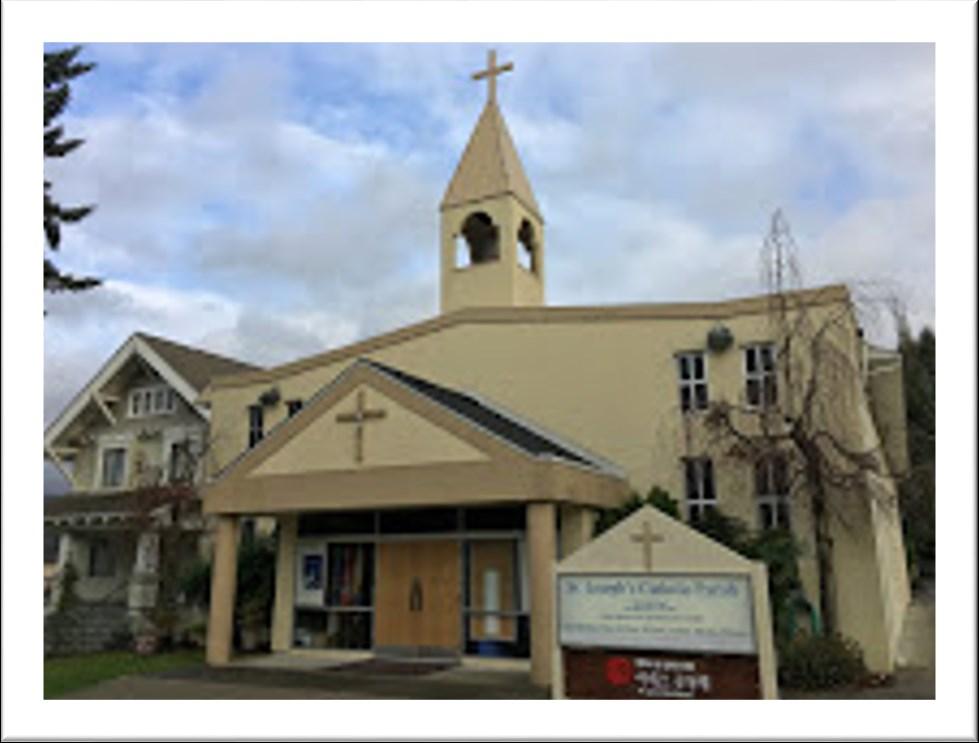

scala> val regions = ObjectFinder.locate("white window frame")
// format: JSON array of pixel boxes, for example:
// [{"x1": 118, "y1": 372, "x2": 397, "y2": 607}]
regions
[
  {"x1": 755, "y1": 455, "x2": 791, "y2": 530},
  {"x1": 676, "y1": 351, "x2": 709, "y2": 413},
  {"x1": 95, "y1": 434, "x2": 132, "y2": 491},
  {"x1": 683, "y1": 457, "x2": 716, "y2": 522},
  {"x1": 744, "y1": 343, "x2": 778, "y2": 409},
  {"x1": 128, "y1": 384, "x2": 177, "y2": 419}
]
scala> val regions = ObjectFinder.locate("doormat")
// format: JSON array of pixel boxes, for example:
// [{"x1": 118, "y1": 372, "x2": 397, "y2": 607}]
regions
[{"x1": 327, "y1": 658, "x2": 457, "y2": 676}]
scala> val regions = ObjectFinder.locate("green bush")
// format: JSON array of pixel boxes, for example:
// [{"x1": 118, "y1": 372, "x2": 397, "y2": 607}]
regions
[
  {"x1": 594, "y1": 485, "x2": 680, "y2": 535},
  {"x1": 778, "y1": 633, "x2": 866, "y2": 690}
]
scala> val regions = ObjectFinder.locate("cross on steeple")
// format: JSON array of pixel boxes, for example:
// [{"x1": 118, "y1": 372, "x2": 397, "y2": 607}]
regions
[
  {"x1": 631, "y1": 521, "x2": 666, "y2": 572},
  {"x1": 472, "y1": 49, "x2": 514, "y2": 104},
  {"x1": 335, "y1": 389, "x2": 387, "y2": 464}
]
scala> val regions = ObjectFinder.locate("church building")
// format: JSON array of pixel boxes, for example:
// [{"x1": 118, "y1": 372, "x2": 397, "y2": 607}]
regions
[{"x1": 200, "y1": 52, "x2": 911, "y2": 687}]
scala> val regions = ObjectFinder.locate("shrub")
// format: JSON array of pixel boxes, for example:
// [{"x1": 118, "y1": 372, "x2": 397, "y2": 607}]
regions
[
  {"x1": 778, "y1": 633, "x2": 866, "y2": 690},
  {"x1": 594, "y1": 485, "x2": 680, "y2": 535}
]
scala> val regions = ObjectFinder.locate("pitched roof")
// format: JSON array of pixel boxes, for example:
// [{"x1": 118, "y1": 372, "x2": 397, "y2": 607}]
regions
[
  {"x1": 440, "y1": 100, "x2": 542, "y2": 219},
  {"x1": 364, "y1": 359, "x2": 617, "y2": 473},
  {"x1": 137, "y1": 333, "x2": 260, "y2": 392}
]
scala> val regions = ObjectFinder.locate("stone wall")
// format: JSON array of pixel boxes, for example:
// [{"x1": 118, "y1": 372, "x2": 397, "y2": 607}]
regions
[{"x1": 44, "y1": 603, "x2": 131, "y2": 656}]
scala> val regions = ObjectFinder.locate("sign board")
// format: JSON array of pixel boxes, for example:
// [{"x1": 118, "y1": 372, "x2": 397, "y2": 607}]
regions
[
  {"x1": 558, "y1": 573, "x2": 756, "y2": 655},
  {"x1": 562, "y1": 647, "x2": 760, "y2": 699},
  {"x1": 552, "y1": 506, "x2": 778, "y2": 699}
]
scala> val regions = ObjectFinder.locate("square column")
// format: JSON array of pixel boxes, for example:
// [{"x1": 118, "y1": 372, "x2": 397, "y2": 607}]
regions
[
  {"x1": 527, "y1": 502, "x2": 556, "y2": 688},
  {"x1": 271, "y1": 514, "x2": 298, "y2": 652},
  {"x1": 206, "y1": 515, "x2": 240, "y2": 666},
  {"x1": 560, "y1": 504, "x2": 595, "y2": 559}
]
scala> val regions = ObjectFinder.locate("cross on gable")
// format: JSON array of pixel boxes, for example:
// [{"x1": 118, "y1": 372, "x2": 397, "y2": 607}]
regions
[
  {"x1": 472, "y1": 49, "x2": 514, "y2": 104},
  {"x1": 335, "y1": 389, "x2": 387, "y2": 464},
  {"x1": 630, "y1": 520, "x2": 666, "y2": 572}
]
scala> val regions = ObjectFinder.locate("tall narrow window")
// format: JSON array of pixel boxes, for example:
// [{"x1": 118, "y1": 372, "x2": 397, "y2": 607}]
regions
[
  {"x1": 676, "y1": 352, "x2": 709, "y2": 412},
  {"x1": 101, "y1": 447, "x2": 126, "y2": 488},
  {"x1": 683, "y1": 458, "x2": 716, "y2": 522},
  {"x1": 248, "y1": 405, "x2": 264, "y2": 448},
  {"x1": 756, "y1": 454, "x2": 791, "y2": 530},
  {"x1": 745, "y1": 343, "x2": 778, "y2": 408}
]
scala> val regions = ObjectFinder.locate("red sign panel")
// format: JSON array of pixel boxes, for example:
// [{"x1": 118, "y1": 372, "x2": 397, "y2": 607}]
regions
[{"x1": 563, "y1": 647, "x2": 761, "y2": 699}]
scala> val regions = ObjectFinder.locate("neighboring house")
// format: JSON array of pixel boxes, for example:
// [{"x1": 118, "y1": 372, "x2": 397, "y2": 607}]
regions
[{"x1": 43, "y1": 332, "x2": 258, "y2": 654}]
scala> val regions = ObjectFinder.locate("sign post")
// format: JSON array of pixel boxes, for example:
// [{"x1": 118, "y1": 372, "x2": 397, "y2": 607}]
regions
[{"x1": 552, "y1": 507, "x2": 778, "y2": 699}]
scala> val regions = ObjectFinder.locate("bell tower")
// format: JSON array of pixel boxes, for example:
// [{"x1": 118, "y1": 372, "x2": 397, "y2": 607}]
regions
[{"x1": 440, "y1": 50, "x2": 545, "y2": 314}]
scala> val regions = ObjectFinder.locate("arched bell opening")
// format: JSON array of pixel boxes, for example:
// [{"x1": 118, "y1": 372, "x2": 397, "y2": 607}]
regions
[
  {"x1": 456, "y1": 212, "x2": 500, "y2": 268},
  {"x1": 517, "y1": 219, "x2": 538, "y2": 274}
]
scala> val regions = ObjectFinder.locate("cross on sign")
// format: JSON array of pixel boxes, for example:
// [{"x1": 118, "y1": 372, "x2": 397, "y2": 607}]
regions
[
  {"x1": 335, "y1": 389, "x2": 386, "y2": 464},
  {"x1": 472, "y1": 49, "x2": 514, "y2": 104},
  {"x1": 631, "y1": 521, "x2": 666, "y2": 572}
]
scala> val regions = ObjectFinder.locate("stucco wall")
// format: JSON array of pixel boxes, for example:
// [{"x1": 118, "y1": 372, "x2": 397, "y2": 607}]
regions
[{"x1": 203, "y1": 291, "x2": 909, "y2": 672}]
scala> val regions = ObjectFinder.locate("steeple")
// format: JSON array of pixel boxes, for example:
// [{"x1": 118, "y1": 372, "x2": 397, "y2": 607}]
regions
[{"x1": 439, "y1": 51, "x2": 545, "y2": 314}]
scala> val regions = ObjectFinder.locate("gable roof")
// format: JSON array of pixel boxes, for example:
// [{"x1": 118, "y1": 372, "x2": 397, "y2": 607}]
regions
[
  {"x1": 137, "y1": 333, "x2": 259, "y2": 392},
  {"x1": 206, "y1": 357, "x2": 629, "y2": 514},
  {"x1": 214, "y1": 358, "x2": 621, "y2": 485},
  {"x1": 45, "y1": 333, "x2": 259, "y2": 450},
  {"x1": 441, "y1": 100, "x2": 542, "y2": 220},
  {"x1": 364, "y1": 360, "x2": 618, "y2": 474}
]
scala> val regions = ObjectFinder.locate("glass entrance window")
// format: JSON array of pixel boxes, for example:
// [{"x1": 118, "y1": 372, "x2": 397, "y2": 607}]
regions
[
  {"x1": 463, "y1": 539, "x2": 529, "y2": 658},
  {"x1": 294, "y1": 542, "x2": 374, "y2": 650}
]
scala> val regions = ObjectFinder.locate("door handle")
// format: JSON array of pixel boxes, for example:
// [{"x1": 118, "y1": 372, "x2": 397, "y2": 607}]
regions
[{"x1": 409, "y1": 577, "x2": 423, "y2": 612}]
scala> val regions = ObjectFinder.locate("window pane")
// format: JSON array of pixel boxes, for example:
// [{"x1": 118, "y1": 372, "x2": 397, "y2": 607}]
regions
[
  {"x1": 773, "y1": 456, "x2": 789, "y2": 494},
  {"x1": 759, "y1": 503, "x2": 773, "y2": 529},
  {"x1": 746, "y1": 378, "x2": 760, "y2": 407},
  {"x1": 167, "y1": 389, "x2": 176, "y2": 411},
  {"x1": 680, "y1": 386, "x2": 691, "y2": 412},
  {"x1": 678, "y1": 356, "x2": 690, "y2": 381},
  {"x1": 693, "y1": 355, "x2": 704, "y2": 380},
  {"x1": 760, "y1": 346, "x2": 774, "y2": 371},
  {"x1": 684, "y1": 460, "x2": 697, "y2": 498},
  {"x1": 694, "y1": 383, "x2": 708, "y2": 409},
  {"x1": 745, "y1": 347, "x2": 757, "y2": 373},
  {"x1": 764, "y1": 376, "x2": 778, "y2": 406},
  {"x1": 131, "y1": 394, "x2": 140, "y2": 416},
  {"x1": 702, "y1": 459, "x2": 715, "y2": 499},
  {"x1": 102, "y1": 448, "x2": 125, "y2": 487},
  {"x1": 326, "y1": 543, "x2": 374, "y2": 607}
]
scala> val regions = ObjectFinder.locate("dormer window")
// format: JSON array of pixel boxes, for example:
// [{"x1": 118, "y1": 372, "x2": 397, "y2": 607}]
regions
[{"x1": 129, "y1": 385, "x2": 176, "y2": 418}]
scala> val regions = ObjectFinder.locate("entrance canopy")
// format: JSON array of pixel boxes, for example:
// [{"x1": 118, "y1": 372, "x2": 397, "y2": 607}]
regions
[{"x1": 203, "y1": 359, "x2": 628, "y2": 516}]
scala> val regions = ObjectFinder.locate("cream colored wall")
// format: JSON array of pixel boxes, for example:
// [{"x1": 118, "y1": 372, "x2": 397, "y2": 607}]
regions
[
  {"x1": 866, "y1": 354, "x2": 911, "y2": 477},
  {"x1": 440, "y1": 197, "x2": 544, "y2": 313},
  {"x1": 251, "y1": 386, "x2": 488, "y2": 477},
  {"x1": 205, "y1": 296, "x2": 909, "y2": 671}
]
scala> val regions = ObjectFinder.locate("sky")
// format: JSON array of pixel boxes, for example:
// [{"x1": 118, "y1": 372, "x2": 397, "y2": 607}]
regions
[{"x1": 42, "y1": 42, "x2": 935, "y2": 491}]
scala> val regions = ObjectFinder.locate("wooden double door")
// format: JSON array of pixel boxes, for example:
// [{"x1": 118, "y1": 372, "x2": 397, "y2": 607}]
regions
[{"x1": 374, "y1": 540, "x2": 462, "y2": 654}]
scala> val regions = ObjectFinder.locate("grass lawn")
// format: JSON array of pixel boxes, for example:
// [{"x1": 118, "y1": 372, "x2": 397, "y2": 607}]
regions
[{"x1": 45, "y1": 649, "x2": 204, "y2": 698}]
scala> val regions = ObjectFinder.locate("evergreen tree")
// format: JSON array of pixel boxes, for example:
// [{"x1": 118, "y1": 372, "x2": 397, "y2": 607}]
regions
[
  {"x1": 897, "y1": 324, "x2": 935, "y2": 579},
  {"x1": 44, "y1": 45, "x2": 100, "y2": 293}
]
